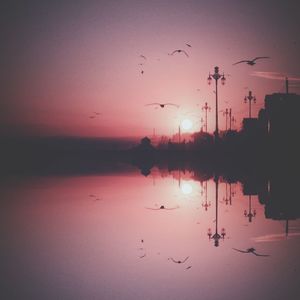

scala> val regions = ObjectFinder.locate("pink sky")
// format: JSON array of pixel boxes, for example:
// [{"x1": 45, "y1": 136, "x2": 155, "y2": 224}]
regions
[{"x1": 1, "y1": 0, "x2": 300, "y2": 137}]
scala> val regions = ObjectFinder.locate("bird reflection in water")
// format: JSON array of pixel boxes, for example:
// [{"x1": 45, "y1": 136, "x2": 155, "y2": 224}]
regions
[
  {"x1": 145, "y1": 205, "x2": 179, "y2": 210},
  {"x1": 168, "y1": 256, "x2": 190, "y2": 264},
  {"x1": 232, "y1": 248, "x2": 270, "y2": 257}
]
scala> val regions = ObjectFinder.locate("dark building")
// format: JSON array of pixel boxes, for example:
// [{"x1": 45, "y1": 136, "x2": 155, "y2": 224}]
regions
[{"x1": 264, "y1": 92, "x2": 300, "y2": 149}]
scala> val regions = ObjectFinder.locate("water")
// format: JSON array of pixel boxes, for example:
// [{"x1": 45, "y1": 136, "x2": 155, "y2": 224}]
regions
[{"x1": 1, "y1": 168, "x2": 300, "y2": 300}]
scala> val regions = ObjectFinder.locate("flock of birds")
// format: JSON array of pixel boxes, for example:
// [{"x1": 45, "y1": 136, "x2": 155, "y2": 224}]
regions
[
  {"x1": 138, "y1": 45, "x2": 270, "y2": 109},
  {"x1": 87, "y1": 46, "x2": 271, "y2": 119},
  {"x1": 89, "y1": 112, "x2": 101, "y2": 119}
]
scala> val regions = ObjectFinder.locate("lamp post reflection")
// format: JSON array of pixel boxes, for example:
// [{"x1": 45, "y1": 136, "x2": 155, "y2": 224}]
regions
[
  {"x1": 244, "y1": 195, "x2": 256, "y2": 222},
  {"x1": 207, "y1": 176, "x2": 226, "y2": 247},
  {"x1": 202, "y1": 181, "x2": 211, "y2": 211}
]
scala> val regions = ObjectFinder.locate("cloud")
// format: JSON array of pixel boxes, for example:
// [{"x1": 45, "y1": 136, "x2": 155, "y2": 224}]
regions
[
  {"x1": 250, "y1": 71, "x2": 300, "y2": 82},
  {"x1": 252, "y1": 232, "x2": 300, "y2": 243}
]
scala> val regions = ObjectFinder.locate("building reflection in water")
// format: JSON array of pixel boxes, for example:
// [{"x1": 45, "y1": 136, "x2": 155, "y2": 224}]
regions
[{"x1": 207, "y1": 176, "x2": 226, "y2": 247}]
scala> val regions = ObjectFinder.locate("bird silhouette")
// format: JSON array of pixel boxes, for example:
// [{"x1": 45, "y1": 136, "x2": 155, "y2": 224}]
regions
[
  {"x1": 233, "y1": 57, "x2": 270, "y2": 66},
  {"x1": 140, "y1": 55, "x2": 147, "y2": 60},
  {"x1": 89, "y1": 116, "x2": 96, "y2": 119},
  {"x1": 145, "y1": 103, "x2": 179, "y2": 108},
  {"x1": 145, "y1": 205, "x2": 179, "y2": 210},
  {"x1": 185, "y1": 43, "x2": 192, "y2": 48},
  {"x1": 168, "y1": 256, "x2": 189, "y2": 264},
  {"x1": 186, "y1": 266, "x2": 192, "y2": 270},
  {"x1": 169, "y1": 49, "x2": 189, "y2": 57},
  {"x1": 232, "y1": 247, "x2": 270, "y2": 256},
  {"x1": 141, "y1": 70, "x2": 144, "y2": 75},
  {"x1": 139, "y1": 254, "x2": 146, "y2": 258}
]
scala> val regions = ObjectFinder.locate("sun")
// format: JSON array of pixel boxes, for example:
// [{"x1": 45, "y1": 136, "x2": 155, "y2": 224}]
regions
[
  {"x1": 181, "y1": 182, "x2": 193, "y2": 195},
  {"x1": 181, "y1": 119, "x2": 193, "y2": 131}
]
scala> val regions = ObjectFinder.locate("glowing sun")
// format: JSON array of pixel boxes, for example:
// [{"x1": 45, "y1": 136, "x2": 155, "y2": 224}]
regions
[
  {"x1": 181, "y1": 119, "x2": 193, "y2": 131},
  {"x1": 181, "y1": 182, "x2": 193, "y2": 194}
]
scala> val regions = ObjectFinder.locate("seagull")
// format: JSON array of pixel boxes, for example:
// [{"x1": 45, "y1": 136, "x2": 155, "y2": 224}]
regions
[
  {"x1": 140, "y1": 55, "x2": 147, "y2": 60},
  {"x1": 169, "y1": 49, "x2": 189, "y2": 57},
  {"x1": 185, "y1": 43, "x2": 192, "y2": 48},
  {"x1": 233, "y1": 57, "x2": 270, "y2": 66},
  {"x1": 232, "y1": 247, "x2": 270, "y2": 256},
  {"x1": 145, "y1": 103, "x2": 179, "y2": 108},
  {"x1": 145, "y1": 205, "x2": 179, "y2": 210},
  {"x1": 168, "y1": 256, "x2": 189, "y2": 264}
]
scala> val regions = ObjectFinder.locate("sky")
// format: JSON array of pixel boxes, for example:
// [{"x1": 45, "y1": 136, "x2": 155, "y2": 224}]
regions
[{"x1": 1, "y1": 0, "x2": 300, "y2": 138}]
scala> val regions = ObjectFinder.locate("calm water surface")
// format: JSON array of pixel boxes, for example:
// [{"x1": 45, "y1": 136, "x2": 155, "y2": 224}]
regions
[{"x1": 1, "y1": 168, "x2": 300, "y2": 300}]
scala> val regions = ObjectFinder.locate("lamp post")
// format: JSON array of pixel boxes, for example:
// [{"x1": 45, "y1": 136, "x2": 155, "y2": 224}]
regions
[
  {"x1": 207, "y1": 67, "x2": 226, "y2": 141},
  {"x1": 230, "y1": 115, "x2": 236, "y2": 130},
  {"x1": 207, "y1": 176, "x2": 226, "y2": 247},
  {"x1": 202, "y1": 102, "x2": 211, "y2": 133},
  {"x1": 202, "y1": 181, "x2": 211, "y2": 211},
  {"x1": 223, "y1": 108, "x2": 229, "y2": 131},
  {"x1": 244, "y1": 91, "x2": 256, "y2": 118},
  {"x1": 244, "y1": 195, "x2": 256, "y2": 223}
]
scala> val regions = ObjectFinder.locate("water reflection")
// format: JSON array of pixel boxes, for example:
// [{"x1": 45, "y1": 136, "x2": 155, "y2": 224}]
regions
[
  {"x1": 207, "y1": 176, "x2": 226, "y2": 247},
  {"x1": 1, "y1": 167, "x2": 300, "y2": 300}
]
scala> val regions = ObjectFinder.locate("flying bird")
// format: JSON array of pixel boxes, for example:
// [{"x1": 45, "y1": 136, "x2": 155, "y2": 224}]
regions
[
  {"x1": 168, "y1": 256, "x2": 190, "y2": 264},
  {"x1": 232, "y1": 247, "x2": 270, "y2": 257},
  {"x1": 141, "y1": 70, "x2": 144, "y2": 75},
  {"x1": 233, "y1": 57, "x2": 270, "y2": 66},
  {"x1": 140, "y1": 55, "x2": 147, "y2": 60},
  {"x1": 145, "y1": 103, "x2": 179, "y2": 108},
  {"x1": 89, "y1": 116, "x2": 96, "y2": 119},
  {"x1": 145, "y1": 205, "x2": 179, "y2": 210},
  {"x1": 169, "y1": 49, "x2": 189, "y2": 57},
  {"x1": 185, "y1": 43, "x2": 192, "y2": 48}
]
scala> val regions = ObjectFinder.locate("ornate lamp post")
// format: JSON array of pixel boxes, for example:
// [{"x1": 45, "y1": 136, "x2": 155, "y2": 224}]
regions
[
  {"x1": 202, "y1": 102, "x2": 211, "y2": 133},
  {"x1": 244, "y1": 195, "x2": 256, "y2": 223},
  {"x1": 244, "y1": 90, "x2": 256, "y2": 118},
  {"x1": 223, "y1": 108, "x2": 229, "y2": 131},
  {"x1": 207, "y1": 176, "x2": 226, "y2": 247},
  {"x1": 207, "y1": 67, "x2": 226, "y2": 141},
  {"x1": 202, "y1": 181, "x2": 211, "y2": 211}
]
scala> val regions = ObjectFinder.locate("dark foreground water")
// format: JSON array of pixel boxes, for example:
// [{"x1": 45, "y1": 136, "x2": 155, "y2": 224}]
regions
[{"x1": 1, "y1": 167, "x2": 300, "y2": 300}]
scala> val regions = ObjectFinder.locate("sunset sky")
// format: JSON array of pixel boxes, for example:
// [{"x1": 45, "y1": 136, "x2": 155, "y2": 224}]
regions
[{"x1": 1, "y1": 0, "x2": 300, "y2": 137}]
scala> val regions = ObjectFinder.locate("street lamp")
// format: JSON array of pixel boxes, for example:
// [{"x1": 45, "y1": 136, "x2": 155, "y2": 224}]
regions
[
  {"x1": 208, "y1": 66, "x2": 226, "y2": 141},
  {"x1": 202, "y1": 181, "x2": 211, "y2": 211},
  {"x1": 244, "y1": 195, "x2": 256, "y2": 223},
  {"x1": 207, "y1": 176, "x2": 226, "y2": 247},
  {"x1": 202, "y1": 102, "x2": 211, "y2": 133},
  {"x1": 244, "y1": 90, "x2": 256, "y2": 118},
  {"x1": 223, "y1": 108, "x2": 229, "y2": 131}
]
